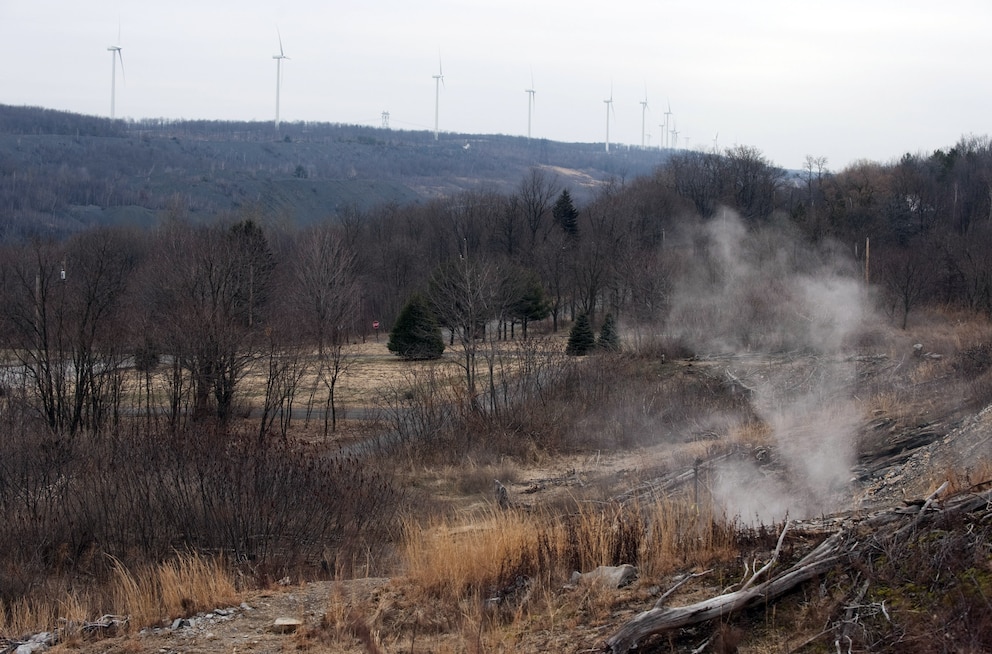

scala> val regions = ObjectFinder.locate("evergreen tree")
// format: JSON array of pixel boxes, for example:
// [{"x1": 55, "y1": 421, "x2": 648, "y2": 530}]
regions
[
  {"x1": 387, "y1": 293, "x2": 445, "y2": 360},
  {"x1": 552, "y1": 189, "x2": 579, "y2": 238},
  {"x1": 597, "y1": 312, "x2": 621, "y2": 351},
  {"x1": 509, "y1": 271, "x2": 550, "y2": 339},
  {"x1": 565, "y1": 313, "x2": 596, "y2": 356}
]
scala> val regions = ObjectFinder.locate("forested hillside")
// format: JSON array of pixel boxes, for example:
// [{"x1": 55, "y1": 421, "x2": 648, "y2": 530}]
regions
[{"x1": 0, "y1": 104, "x2": 666, "y2": 238}]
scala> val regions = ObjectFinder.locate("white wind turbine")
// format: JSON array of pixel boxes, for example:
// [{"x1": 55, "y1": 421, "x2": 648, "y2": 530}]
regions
[
  {"x1": 663, "y1": 101, "x2": 673, "y2": 149},
  {"x1": 432, "y1": 54, "x2": 444, "y2": 141},
  {"x1": 639, "y1": 87, "x2": 650, "y2": 148},
  {"x1": 525, "y1": 70, "x2": 536, "y2": 140},
  {"x1": 603, "y1": 84, "x2": 615, "y2": 153},
  {"x1": 273, "y1": 29, "x2": 289, "y2": 129},
  {"x1": 107, "y1": 26, "x2": 125, "y2": 120}
]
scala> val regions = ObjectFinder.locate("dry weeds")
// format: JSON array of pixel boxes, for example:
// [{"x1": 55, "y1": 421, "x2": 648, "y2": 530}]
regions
[{"x1": 110, "y1": 552, "x2": 239, "y2": 631}]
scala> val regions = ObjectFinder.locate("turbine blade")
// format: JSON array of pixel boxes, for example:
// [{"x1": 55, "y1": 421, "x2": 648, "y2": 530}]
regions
[
  {"x1": 117, "y1": 49, "x2": 125, "y2": 82},
  {"x1": 277, "y1": 27, "x2": 285, "y2": 57}
]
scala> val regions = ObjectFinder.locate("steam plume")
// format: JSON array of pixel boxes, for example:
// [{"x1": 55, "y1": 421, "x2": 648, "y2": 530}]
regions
[{"x1": 666, "y1": 209, "x2": 870, "y2": 522}]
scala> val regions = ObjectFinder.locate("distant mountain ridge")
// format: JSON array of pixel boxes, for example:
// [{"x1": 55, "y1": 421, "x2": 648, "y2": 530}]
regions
[{"x1": 0, "y1": 104, "x2": 671, "y2": 238}]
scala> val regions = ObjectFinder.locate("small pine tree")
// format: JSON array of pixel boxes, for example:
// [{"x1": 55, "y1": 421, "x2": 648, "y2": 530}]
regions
[
  {"x1": 597, "y1": 312, "x2": 620, "y2": 351},
  {"x1": 552, "y1": 189, "x2": 579, "y2": 238},
  {"x1": 387, "y1": 293, "x2": 445, "y2": 360},
  {"x1": 510, "y1": 272, "x2": 550, "y2": 339},
  {"x1": 565, "y1": 313, "x2": 596, "y2": 356}
]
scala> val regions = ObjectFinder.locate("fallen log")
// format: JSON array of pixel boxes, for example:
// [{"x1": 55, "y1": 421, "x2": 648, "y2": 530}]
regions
[
  {"x1": 605, "y1": 529, "x2": 847, "y2": 653},
  {"x1": 604, "y1": 485, "x2": 992, "y2": 653}
]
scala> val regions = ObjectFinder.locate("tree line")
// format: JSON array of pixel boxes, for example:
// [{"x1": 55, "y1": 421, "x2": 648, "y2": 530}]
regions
[{"x1": 2, "y1": 134, "x2": 992, "y2": 433}]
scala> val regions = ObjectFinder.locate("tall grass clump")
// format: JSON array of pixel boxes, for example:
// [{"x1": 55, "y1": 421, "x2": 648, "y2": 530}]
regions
[
  {"x1": 110, "y1": 552, "x2": 239, "y2": 629},
  {"x1": 402, "y1": 507, "x2": 546, "y2": 602},
  {"x1": 400, "y1": 495, "x2": 739, "y2": 621}
]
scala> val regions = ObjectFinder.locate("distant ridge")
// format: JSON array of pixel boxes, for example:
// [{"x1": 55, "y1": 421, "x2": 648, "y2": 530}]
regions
[{"x1": 0, "y1": 104, "x2": 672, "y2": 239}]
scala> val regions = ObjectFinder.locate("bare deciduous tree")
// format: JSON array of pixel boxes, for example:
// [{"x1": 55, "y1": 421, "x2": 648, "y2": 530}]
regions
[
  {"x1": 290, "y1": 225, "x2": 360, "y2": 434},
  {"x1": 428, "y1": 253, "x2": 504, "y2": 410},
  {"x1": 151, "y1": 218, "x2": 273, "y2": 424},
  {"x1": 0, "y1": 228, "x2": 139, "y2": 436}
]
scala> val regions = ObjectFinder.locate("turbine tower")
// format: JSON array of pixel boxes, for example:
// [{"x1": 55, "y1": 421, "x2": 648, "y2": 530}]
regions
[
  {"x1": 432, "y1": 54, "x2": 444, "y2": 141},
  {"x1": 273, "y1": 29, "x2": 289, "y2": 129},
  {"x1": 639, "y1": 88, "x2": 650, "y2": 148},
  {"x1": 663, "y1": 101, "x2": 673, "y2": 149},
  {"x1": 525, "y1": 71, "x2": 536, "y2": 140},
  {"x1": 603, "y1": 85, "x2": 614, "y2": 153},
  {"x1": 107, "y1": 28, "x2": 124, "y2": 120}
]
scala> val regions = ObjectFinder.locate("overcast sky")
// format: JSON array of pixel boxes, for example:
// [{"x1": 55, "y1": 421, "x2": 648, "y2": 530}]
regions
[{"x1": 1, "y1": 0, "x2": 988, "y2": 171}]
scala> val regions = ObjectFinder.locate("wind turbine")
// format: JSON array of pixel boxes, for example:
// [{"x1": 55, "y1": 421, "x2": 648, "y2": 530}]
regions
[
  {"x1": 273, "y1": 29, "x2": 289, "y2": 129},
  {"x1": 713, "y1": 132, "x2": 720, "y2": 152},
  {"x1": 640, "y1": 87, "x2": 649, "y2": 148},
  {"x1": 525, "y1": 70, "x2": 536, "y2": 140},
  {"x1": 604, "y1": 84, "x2": 615, "y2": 153},
  {"x1": 663, "y1": 101, "x2": 673, "y2": 149},
  {"x1": 107, "y1": 26, "x2": 124, "y2": 120},
  {"x1": 433, "y1": 54, "x2": 444, "y2": 141}
]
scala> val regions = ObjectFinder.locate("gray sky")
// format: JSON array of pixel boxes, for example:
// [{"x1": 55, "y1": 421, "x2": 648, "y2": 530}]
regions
[{"x1": 1, "y1": 0, "x2": 988, "y2": 171}]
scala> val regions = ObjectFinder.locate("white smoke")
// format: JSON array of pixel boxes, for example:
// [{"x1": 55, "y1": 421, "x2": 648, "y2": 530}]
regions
[{"x1": 667, "y1": 209, "x2": 870, "y2": 522}]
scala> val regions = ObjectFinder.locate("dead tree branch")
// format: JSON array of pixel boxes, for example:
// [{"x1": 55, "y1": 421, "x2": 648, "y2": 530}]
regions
[
  {"x1": 604, "y1": 529, "x2": 844, "y2": 653},
  {"x1": 603, "y1": 487, "x2": 992, "y2": 653}
]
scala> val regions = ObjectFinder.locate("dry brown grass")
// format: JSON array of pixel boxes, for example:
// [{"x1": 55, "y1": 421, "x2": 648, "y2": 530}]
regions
[
  {"x1": 110, "y1": 552, "x2": 238, "y2": 631},
  {"x1": 398, "y1": 494, "x2": 736, "y2": 616},
  {"x1": 401, "y1": 507, "x2": 542, "y2": 602},
  {"x1": 0, "y1": 552, "x2": 237, "y2": 640},
  {"x1": 292, "y1": 493, "x2": 741, "y2": 652}
]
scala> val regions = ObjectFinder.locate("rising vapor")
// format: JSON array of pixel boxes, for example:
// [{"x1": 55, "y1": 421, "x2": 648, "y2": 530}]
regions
[{"x1": 666, "y1": 209, "x2": 872, "y2": 522}]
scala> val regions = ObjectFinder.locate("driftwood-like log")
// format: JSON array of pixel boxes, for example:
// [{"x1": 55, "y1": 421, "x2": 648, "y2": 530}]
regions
[
  {"x1": 604, "y1": 532, "x2": 847, "y2": 653},
  {"x1": 604, "y1": 484, "x2": 992, "y2": 653}
]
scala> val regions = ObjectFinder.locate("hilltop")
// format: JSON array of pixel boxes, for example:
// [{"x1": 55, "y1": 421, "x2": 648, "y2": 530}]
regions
[{"x1": 0, "y1": 104, "x2": 669, "y2": 238}]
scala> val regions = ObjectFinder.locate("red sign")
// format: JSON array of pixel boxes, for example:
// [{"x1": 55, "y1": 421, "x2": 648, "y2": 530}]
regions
[{"x1": 372, "y1": 320, "x2": 380, "y2": 330}]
